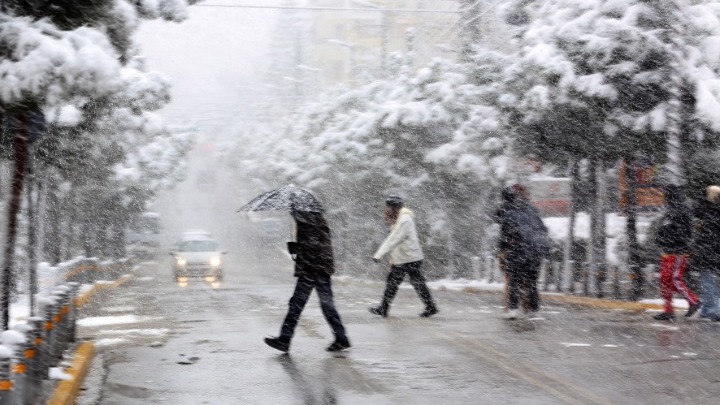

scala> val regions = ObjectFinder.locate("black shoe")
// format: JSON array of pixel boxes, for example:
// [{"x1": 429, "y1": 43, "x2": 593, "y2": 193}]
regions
[
  {"x1": 264, "y1": 337, "x2": 290, "y2": 352},
  {"x1": 326, "y1": 338, "x2": 351, "y2": 352},
  {"x1": 685, "y1": 302, "x2": 701, "y2": 318},
  {"x1": 653, "y1": 312, "x2": 676, "y2": 321},
  {"x1": 420, "y1": 308, "x2": 439, "y2": 318},
  {"x1": 369, "y1": 306, "x2": 388, "y2": 318}
]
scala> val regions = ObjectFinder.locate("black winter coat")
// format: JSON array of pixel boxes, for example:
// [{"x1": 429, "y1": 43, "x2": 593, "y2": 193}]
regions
[
  {"x1": 291, "y1": 211, "x2": 335, "y2": 278},
  {"x1": 655, "y1": 207, "x2": 692, "y2": 255},
  {"x1": 497, "y1": 201, "x2": 549, "y2": 264},
  {"x1": 692, "y1": 202, "x2": 720, "y2": 272}
]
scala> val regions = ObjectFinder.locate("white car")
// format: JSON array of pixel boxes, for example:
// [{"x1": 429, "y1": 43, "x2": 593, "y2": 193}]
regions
[{"x1": 171, "y1": 235, "x2": 226, "y2": 282}]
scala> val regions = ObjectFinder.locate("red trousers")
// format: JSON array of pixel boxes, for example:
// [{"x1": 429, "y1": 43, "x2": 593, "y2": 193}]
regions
[{"x1": 659, "y1": 254, "x2": 699, "y2": 314}]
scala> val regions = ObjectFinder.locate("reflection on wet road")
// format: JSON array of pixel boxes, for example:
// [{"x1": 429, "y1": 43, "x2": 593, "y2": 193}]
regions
[{"x1": 77, "y1": 254, "x2": 720, "y2": 405}]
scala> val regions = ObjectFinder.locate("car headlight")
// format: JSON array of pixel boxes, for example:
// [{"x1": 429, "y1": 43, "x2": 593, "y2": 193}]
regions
[
  {"x1": 176, "y1": 257, "x2": 187, "y2": 266},
  {"x1": 209, "y1": 257, "x2": 221, "y2": 267}
]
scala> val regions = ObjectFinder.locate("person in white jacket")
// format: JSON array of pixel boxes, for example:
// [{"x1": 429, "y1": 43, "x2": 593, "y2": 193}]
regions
[{"x1": 369, "y1": 195, "x2": 438, "y2": 318}]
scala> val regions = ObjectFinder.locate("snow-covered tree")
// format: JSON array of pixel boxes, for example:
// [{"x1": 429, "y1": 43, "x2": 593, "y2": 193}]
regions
[
  {"x1": 505, "y1": 0, "x2": 720, "y2": 297},
  {"x1": 509, "y1": 0, "x2": 720, "y2": 187},
  {"x1": 0, "y1": 0, "x2": 197, "y2": 326},
  {"x1": 231, "y1": 52, "x2": 515, "y2": 277}
]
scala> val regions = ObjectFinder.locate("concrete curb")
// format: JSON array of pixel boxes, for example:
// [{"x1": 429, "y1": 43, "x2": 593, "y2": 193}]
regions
[
  {"x1": 74, "y1": 274, "x2": 134, "y2": 308},
  {"x1": 47, "y1": 273, "x2": 134, "y2": 404},
  {"x1": 46, "y1": 342, "x2": 95, "y2": 405},
  {"x1": 336, "y1": 276, "x2": 667, "y2": 312},
  {"x1": 539, "y1": 293, "x2": 664, "y2": 312}
]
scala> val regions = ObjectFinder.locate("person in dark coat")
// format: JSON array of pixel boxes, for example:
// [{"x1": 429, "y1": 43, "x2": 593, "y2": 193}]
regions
[
  {"x1": 652, "y1": 185, "x2": 700, "y2": 321},
  {"x1": 693, "y1": 185, "x2": 720, "y2": 321},
  {"x1": 264, "y1": 210, "x2": 351, "y2": 352},
  {"x1": 496, "y1": 185, "x2": 549, "y2": 319}
]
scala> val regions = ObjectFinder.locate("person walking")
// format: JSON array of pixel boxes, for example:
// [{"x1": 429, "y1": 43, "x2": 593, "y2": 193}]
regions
[
  {"x1": 652, "y1": 185, "x2": 701, "y2": 321},
  {"x1": 693, "y1": 185, "x2": 720, "y2": 321},
  {"x1": 369, "y1": 195, "x2": 439, "y2": 318},
  {"x1": 264, "y1": 210, "x2": 351, "y2": 352},
  {"x1": 497, "y1": 185, "x2": 550, "y2": 319}
]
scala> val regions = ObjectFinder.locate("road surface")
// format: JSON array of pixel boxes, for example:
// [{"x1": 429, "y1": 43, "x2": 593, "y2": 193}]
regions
[{"x1": 75, "y1": 249, "x2": 720, "y2": 405}]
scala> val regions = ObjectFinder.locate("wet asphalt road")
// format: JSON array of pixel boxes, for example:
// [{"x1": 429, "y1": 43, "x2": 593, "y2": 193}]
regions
[
  {"x1": 75, "y1": 249, "x2": 720, "y2": 405},
  {"x1": 74, "y1": 149, "x2": 720, "y2": 404}
]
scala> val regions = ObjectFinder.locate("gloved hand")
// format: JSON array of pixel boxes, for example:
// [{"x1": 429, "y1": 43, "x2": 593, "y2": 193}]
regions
[{"x1": 287, "y1": 242, "x2": 299, "y2": 255}]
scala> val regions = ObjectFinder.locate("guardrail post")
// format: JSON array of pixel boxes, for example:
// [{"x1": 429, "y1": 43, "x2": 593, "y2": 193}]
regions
[
  {"x1": 53, "y1": 288, "x2": 70, "y2": 361},
  {"x1": 67, "y1": 282, "x2": 80, "y2": 343},
  {"x1": 0, "y1": 350, "x2": 15, "y2": 405},
  {"x1": 471, "y1": 256, "x2": 481, "y2": 280},
  {"x1": 563, "y1": 260, "x2": 574, "y2": 293},
  {"x1": 26, "y1": 318, "x2": 43, "y2": 405},
  {"x1": 12, "y1": 340, "x2": 32, "y2": 405},
  {"x1": 541, "y1": 259, "x2": 550, "y2": 292},
  {"x1": 45, "y1": 297, "x2": 61, "y2": 369},
  {"x1": 490, "y1": 257, "x2": 499, "y2": 284},
  {"x1": 552, "y1": 262, "x2": 562, "y2": 292},
  {"x1": 37, "y1": 300, "x2": 54, "y2": 380}
]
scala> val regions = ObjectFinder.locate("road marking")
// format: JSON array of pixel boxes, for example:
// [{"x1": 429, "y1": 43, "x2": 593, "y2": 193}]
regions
[{"x1": 435, "y1": 330, "x2": 618, "y2": 405}]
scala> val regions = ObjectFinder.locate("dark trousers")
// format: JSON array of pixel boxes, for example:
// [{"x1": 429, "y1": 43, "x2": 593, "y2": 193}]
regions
[
  {"x1": 506, "y1": 258, "x2": 541, "y2": 311},
  {"x1": 280, "y1": 275, "x2": 347, "y2": 341},
  {"x1": 379, "y1": 260, "x2": 436, "y2": 311}
]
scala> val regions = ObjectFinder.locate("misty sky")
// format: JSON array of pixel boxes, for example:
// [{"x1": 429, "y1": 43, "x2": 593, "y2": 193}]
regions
[{"x1": 135, "y1": 2, "x2": 282, "y2": 137}]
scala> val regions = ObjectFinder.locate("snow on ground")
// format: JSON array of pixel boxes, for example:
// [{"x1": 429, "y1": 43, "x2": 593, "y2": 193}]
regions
[
  {"x1": 640, "y1": 298, "x2": 690, "y2": 309},
  {"x1": 95, "y1": 338, "x2": 129, "y2": 347},
  {"x1": 345, "y1": 275, "x2": 680, "y2": 310},
  {"x1": 49, "y1": 367, "x2": 73, "y2": 381},
  {"x1": 9, "y1": 257, "x2": 123, "y2": 327},
  {"x1": 96, "y1": 328, "x2": 169, "y2": 336},
  {"x1": 427, "y1": 278, "x2": 505, "y2": 292},
  {"x1": 77, "y1": 315, "x2": 160, "y2": 328},
  {"x1": 543, "y1": 212, "x2": 659, "y2": 266}
]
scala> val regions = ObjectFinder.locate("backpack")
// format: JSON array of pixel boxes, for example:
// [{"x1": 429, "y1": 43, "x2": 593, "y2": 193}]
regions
[{"x1": 506, "y1": 206, "x2": 551, "y2": 259}]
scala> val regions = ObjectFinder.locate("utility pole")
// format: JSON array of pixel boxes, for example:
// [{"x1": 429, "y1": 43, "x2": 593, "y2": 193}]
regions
[
  {"x1": 380, "y1": 7, "x2": 389, "y2": 74},
  {"x1": 2, "y1": 110, "x2": 30, "y2": 330},
  {"x1": 459, "y1": 0, "x2": 482, "y2": 62},
  {"x1": 27, "y1": 151, "x2": 38, "y2": 315}
]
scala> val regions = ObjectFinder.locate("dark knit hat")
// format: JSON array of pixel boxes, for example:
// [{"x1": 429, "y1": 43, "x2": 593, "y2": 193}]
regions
[{"x1": 385, "y1": 194, "x2": 405, "y2": 207}]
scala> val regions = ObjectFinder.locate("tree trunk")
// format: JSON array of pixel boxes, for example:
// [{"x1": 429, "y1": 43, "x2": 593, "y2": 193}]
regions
[
  {"x1": 27, "y1": 150, "x2": 38, "y2": 316},
  {"x1": 2, "y1": 112, "x2": 29, "y2": 330},
  {"x1": 625, "y1": 158, "x2": 644, "y2": 300},
  {"x1": 563, "y1": 160, "x2": 578, "y2": 293},
  {"x1": 45, "y1": 177, "x2": 62, "y2": 265},
  {"x1": 63, "y1": 187, "x2": 77, "y2": 260},
  {"x1": 586, "y1": 162, "x2": 597, "y2": 296},
  {"x1": 82, "y1": 219, "x2": 92, "y2": 258},
  {"x1": 594, "y1": 160, "x2": 607, "y2": 298}
]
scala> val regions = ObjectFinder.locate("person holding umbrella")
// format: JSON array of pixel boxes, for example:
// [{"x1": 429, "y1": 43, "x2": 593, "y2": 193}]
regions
[
  {"x1": 264, "y1": 208, "x2": 350, "y2": 352},
  {"x1": 239, "y1": 186, "x2": 350, "y2": 352},
  {"x1": 369, "y1": 195, "x2": 439, "y2": 318}
]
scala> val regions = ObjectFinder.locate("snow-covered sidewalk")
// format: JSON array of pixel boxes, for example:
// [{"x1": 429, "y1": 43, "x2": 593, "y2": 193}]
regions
[{"x1": 335, "y1": 275, "x2": 686, "y2": 312}]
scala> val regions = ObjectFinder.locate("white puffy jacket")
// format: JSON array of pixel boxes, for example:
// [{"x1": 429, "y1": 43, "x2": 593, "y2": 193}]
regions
[{"x1": 373, "y1": 208, "x2": 424, "y2": 265}]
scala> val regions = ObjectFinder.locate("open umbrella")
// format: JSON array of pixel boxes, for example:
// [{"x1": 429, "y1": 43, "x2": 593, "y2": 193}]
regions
[{"x1": 237, "y1": 185, "x2": 324, "y2": 213}]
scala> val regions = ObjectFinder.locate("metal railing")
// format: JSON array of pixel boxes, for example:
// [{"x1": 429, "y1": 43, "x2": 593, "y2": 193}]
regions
[
  {"x1": 0, "y1": 257, "x2": 132, "y2": 404},
  {"x1": 472, "y1": 255, "x2": 662, "y2": 301}
]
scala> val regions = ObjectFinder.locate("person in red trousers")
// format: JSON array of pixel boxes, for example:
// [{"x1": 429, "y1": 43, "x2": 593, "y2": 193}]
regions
[{"x1": 653, "y1": 185, "x2": 701, "y2": 321}]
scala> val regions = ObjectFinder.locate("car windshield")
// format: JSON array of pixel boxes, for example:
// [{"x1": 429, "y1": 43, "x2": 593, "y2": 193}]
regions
[{"x1": 177, "y1": 240, "x2": 218, "y2": 252}]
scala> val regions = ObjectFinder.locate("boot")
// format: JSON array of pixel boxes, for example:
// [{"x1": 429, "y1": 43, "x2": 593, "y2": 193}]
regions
[
  {"x1": 652, "y1": 312, "x2": 676, "y2": 321},
  {"x1": 369, "y1": 306, "x2": 388, "y2": 317},
  {"x1": 685, "y1": 301, "x2": 701, "y2": 318},
  {"x1": 326, "y1": 337, "x2": 351, "y2": 352},
  {"x1": 264, "y1": 336, "x2": 290, "y2": 352},
  {"x1": 419, "y1": 307, "x2": 439, "y2": 318}
]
